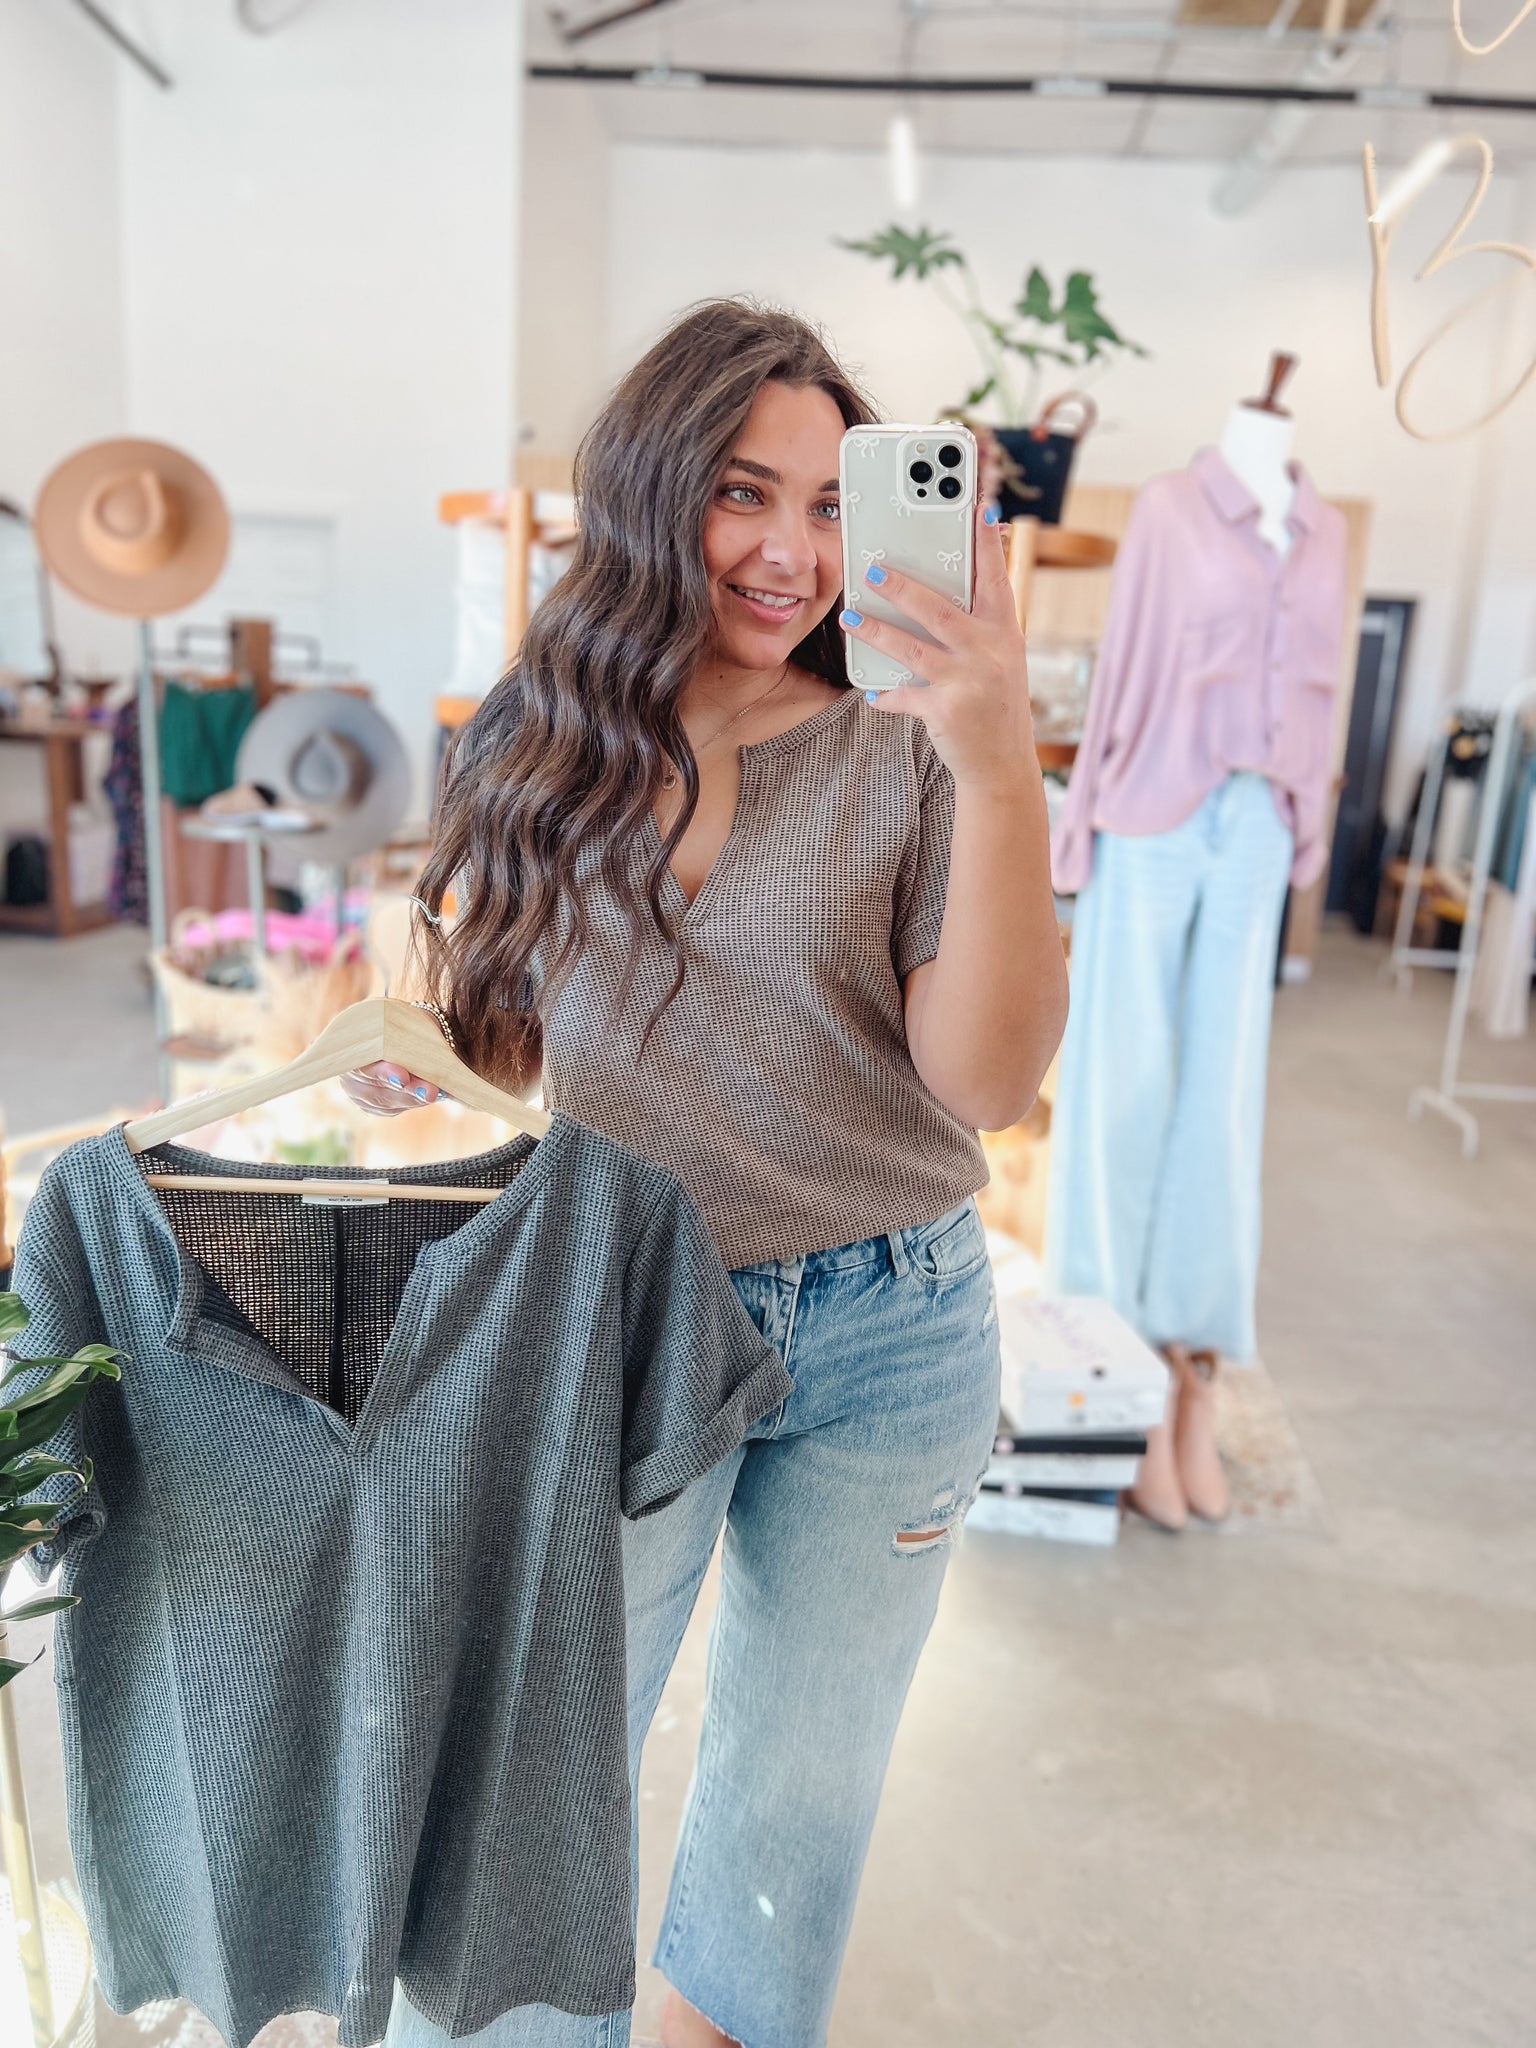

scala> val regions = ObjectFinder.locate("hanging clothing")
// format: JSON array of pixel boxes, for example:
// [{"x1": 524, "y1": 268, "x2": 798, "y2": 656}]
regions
[
  {"x1": 157, "y1": 678, "x2": 257, "y2": 808},
  {"x1": 382, "y1": 1197, "x2": 1002, "y2": 2048},
  {"x1": 1045, "y1": 774, "x2": 1293, "y2": 1362},
  {"x1": 527, "y1": 691, "x2": 987, "y2": 1269},
  {"x1": 102, "y1": 696, "x2": 148, "y2": 925},
  {"x1": 10, "y1": 1121, "x2": 791, "y2": 2048},
  {"x1": 1051, "y1": 447, "x2": 1348, "y2": 897}
]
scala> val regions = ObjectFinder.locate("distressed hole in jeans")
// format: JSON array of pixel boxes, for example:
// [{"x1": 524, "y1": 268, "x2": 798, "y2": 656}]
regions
[{"x1": 894, "y1": 1483, "x2": 961, "y2": 1556}]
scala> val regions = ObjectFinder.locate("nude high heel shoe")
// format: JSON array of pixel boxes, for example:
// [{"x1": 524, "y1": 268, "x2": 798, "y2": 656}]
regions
[
  {"x1": 1174, "y1": 1347, "x2": 1230, "y2": 1523},
  {"x1": 1126, "y1": 1349, "x2": 1188, "y2": 1531}
]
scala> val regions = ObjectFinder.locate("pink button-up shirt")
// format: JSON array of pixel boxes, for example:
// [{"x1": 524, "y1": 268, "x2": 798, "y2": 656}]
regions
[{"x1": 1050, "y1": 447, "x2": 1349, "y2": 896}]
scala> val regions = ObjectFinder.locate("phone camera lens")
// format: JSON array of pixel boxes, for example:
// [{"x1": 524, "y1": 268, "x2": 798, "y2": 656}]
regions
[
  {"x1": 909, "y1": 460, "x2": 934, "y2": 484},
  {"x1": 937, "y1": 475, "x2": 962, "y2": 500},
  {"x1": 938, "y1": 443, "x2": 963, "y2": 469}
]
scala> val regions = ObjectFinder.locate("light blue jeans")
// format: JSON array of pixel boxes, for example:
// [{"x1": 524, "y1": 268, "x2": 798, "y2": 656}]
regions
[
  {"x1": 1045, "y1": 773, "x2": 1293, "y2": 1362},
  {"x1": 384, "y1": 1197, "x2": 1000, "y2": 2048}
]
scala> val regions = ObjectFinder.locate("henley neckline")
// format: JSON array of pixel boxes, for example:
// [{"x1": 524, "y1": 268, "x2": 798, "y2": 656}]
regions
[
  {"x1": 100, "y1": 1116, "x2": 580, "y2": 1448},
  {"x1": 650, "y1": 689, "x2": 862, "y2": 926},
  {"x1": 735, "y1": 683, "x2": 859, "y2": 759}
]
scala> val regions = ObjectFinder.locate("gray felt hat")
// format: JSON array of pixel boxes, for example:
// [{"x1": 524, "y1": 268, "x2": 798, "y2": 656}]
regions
[{"x1": 236, "y1": 687, "x2": 410, "y2": 866}]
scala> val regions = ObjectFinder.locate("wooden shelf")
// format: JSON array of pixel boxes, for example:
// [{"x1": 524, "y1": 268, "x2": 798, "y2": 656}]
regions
[
  {"x1": 0, "y1": 717, "x2": 115, "y2": 938},
  {"x1": 1005, "y1": 516, "x2": 1118, "y2": 627},
  {"x1": 1031, "y1": 528, "x2": 1118, "y2": 571}
]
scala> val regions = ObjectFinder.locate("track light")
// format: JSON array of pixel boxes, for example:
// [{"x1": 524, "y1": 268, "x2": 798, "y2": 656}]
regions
[{"x1": 888, "y1": 110, "x2": 920, "y2": 212}]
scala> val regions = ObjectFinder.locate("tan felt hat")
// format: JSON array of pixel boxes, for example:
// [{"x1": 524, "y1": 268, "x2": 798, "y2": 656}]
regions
[{"x1": 34, "y1": 438, "x2": 230, "y2": 619}]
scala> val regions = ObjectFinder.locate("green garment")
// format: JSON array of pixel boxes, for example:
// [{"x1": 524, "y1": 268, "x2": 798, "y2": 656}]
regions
[{"x1": 157, "y1": 681, "x2": 257, "y2": 808}]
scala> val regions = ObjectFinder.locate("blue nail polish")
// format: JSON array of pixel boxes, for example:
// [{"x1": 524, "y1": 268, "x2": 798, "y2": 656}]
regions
[
  {"x1": 983, "y1": 503, "x2": 1000, "y2": 525},
  {"x1": 385, "y1": 1074, "x2": 402, "y2": 1088},
  {"x1": 864, "y1": 563, "x2": 887, "y2": 586},
  {"x1": 840, "y1": 607, "x2": 863, "y2": 628},
  {"x1": 865, "y1": 690, "x2": 879, "y2": 702},
  {"x1": 414, "y1": 1085, "x2": 430, "y2": 1100}
]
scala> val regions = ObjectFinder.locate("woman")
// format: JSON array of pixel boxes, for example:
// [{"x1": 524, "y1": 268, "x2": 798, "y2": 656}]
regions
[{"x1": 353, "y1": 300, "x2": 1066, "y2": 2048}]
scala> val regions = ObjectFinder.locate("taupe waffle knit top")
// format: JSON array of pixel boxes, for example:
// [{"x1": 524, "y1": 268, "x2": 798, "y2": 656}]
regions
[{"x1": 538, "y1": 691, "x2": 989, "y2": 1267}]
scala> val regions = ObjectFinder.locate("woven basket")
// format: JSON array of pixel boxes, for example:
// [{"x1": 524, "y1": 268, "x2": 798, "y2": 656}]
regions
[
  {"x1": 149, "y1": 911, "x2": 378, "y2": 1107},
  {"x1": 149, "y1": 911, "x2": 265, "y2": 1056}
]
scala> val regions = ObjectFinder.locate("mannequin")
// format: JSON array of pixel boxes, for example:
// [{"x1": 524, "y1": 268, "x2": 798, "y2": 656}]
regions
[
  {"x1": 1135, "y1": 351, "x2": 1302, "y2": 1526},
  {"x1": 1046, "y1": 353, "x2": 1349, "y2": 1533},
  {"x1": 1219, "y1": 353, "x2": 1298, "y2": 556}
]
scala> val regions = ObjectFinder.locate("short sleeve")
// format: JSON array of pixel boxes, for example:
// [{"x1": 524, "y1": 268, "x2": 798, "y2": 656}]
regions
[
  {"x1": 6, "y1": 1164, "x2": 112, "y2": 1584},
  {"x1": 619, "y1": 1184, "x2": 793, "y2": 1520},
  {"x1": 893, "y1": 731, "x2": 957, "y2": 979}
]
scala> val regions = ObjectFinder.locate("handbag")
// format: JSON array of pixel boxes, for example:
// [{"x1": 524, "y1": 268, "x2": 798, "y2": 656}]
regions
[
  {"x1": 4, "y1": 834, "x2": 49, "y2": 906},
  {"x1": 993, "y1": 392, "x2": 1098, "y2": 527}
]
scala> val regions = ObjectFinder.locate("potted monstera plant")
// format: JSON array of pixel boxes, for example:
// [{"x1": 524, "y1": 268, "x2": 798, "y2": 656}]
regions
[
  {"x1": 838, "y1": 224, "x2": 1149, "y2": 523},
  {"x1": 0, "y1": 1289, "x2": 123, "y2": 2048}
]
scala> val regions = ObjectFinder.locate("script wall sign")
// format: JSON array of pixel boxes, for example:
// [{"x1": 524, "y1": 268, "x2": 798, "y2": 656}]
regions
[{"x1": 1363, "y1": 134, "x2": 1536, "y2": 442}]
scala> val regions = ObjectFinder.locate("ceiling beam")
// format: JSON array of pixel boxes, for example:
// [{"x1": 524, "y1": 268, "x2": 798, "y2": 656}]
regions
[
  {"x1": 526, "y1": 62, "x2": 1536, "y2": 117},
  {"x1": 550, "y1": 0, "x2": 685, "y2": 42}
]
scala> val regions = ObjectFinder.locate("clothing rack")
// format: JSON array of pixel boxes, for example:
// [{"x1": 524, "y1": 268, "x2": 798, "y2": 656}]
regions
[
  {"x1": 1386, "y1": 716, "x2": 1477, "y2": 989},
  {"x1": 1408, "y1": 676, "x2": 1536, "y2": 1156},
  {"x1": 137, "y1": 617, "x2": 279, "y2": 960}
]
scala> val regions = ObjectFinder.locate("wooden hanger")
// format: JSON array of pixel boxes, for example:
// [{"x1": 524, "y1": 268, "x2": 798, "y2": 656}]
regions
[{"x1": 124, "y1": 997, "x2": 549, "y2": 1204}]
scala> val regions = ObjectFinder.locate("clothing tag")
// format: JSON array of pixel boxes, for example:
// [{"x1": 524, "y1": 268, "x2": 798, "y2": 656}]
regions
[{"x1": 300, "y1": 1178, "x2": 392, "y2": 1207}]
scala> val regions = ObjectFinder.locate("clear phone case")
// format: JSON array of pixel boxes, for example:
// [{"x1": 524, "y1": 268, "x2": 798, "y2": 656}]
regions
[{"x1": 839, "y1": 423, "x2": 976, "y2": 692}]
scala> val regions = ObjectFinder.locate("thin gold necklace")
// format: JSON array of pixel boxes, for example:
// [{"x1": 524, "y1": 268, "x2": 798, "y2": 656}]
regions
[{"x1": 661, "y1": 664, "x2": 790, "y2": 790}]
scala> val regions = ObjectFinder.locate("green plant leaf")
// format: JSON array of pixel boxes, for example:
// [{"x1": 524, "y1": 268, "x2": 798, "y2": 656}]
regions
[
  {"x1": 0, "y1": 1651, "x2": 44, "y2": 1691},
  {"x1": 2, "y1": 1594, "x2": 77, "y2": 1623},
  {"x1": 2, "y1": 1350, "x2": 122, "y2": 1407},
  {"x1": 1, "y1": 1381, "x2": 93, "y2": 1460},
  {"x1": 1016, "y1": 266, "x2": 1056, "y2": 324},
  {"x1": 0, "y1": 1502, "x2": 55, "y2": 1532},
  {"x1": 4, "y1": 1481, "x2": 85, "y2": 1529},
  {"x1": 1, "y1": 1452, "x2": 87, "y2": 1489},
  {"x1": 1002, "y1": 339, "x2": 1075, "y2": 365},
  {"x1": 1057, "y1": 271, "x2": 1142, "y2": 358},
  {"x1": 960, "y1": 377, "x2": 997, "y2": 409},
  {"x1": 836, "y1": 223, "x2": 964, "y2": 281},
  {"x1": 3, "y1": 1592, "x2": 77, "y2": 1624},
  {"x1": 0, "y1": 1294, "x2": 29, "y2": 1342},
  {"x1": 0, "y1": 1528, "x2": 52, "y2": 1571}
]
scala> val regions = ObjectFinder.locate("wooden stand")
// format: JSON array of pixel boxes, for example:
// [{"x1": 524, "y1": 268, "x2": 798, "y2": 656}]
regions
[
  {"x1": 434, "y1": 487, "x2": 578, "y2": 736},
  {"x1": 0, "y1": 719, "x2": 112, "y2": 938},
  {"x1": 1005, "y1": 516, "x2": 1118, "y2": 632}
]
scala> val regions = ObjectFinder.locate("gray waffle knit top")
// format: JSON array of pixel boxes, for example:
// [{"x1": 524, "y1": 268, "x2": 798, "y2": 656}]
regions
[
  {"x1": 537, "y1": 691, "x2": 988, "y2": 1267},
  {"x1": 10, "y1": 1119, "x2": 790, "y2": 2048}
]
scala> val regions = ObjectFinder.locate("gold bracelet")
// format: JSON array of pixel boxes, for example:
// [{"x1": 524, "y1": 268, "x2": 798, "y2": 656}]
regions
[{"x1": 410, "y1": 998, "x2": 457, "y2": 1053}]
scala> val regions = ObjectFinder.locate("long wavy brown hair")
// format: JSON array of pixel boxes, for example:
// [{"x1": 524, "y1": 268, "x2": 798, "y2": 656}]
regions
[{"x1": 412, "y1": 299, "x2": 876, "y2": 1086}]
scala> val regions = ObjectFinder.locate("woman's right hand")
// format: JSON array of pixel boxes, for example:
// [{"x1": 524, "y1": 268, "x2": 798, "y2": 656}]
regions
[{"x1": 340, "y1": 1062, "x2": 445, "y2": 1118}]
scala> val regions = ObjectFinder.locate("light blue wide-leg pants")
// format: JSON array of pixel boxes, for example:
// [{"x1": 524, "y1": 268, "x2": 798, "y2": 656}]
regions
[{"x1": 1045, "y1": 772, "x2": 1293, "y2": 1362}]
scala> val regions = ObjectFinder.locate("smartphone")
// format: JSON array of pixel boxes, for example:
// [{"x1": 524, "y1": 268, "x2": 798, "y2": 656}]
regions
[{"x1": 838, "y1": 423, "x2": 977, "y2": 691}]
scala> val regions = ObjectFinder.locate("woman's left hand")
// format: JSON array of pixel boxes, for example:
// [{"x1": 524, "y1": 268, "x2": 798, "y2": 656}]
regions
[{"x1": 839, "y1": 500, "x2": 1036, "y2": 791}]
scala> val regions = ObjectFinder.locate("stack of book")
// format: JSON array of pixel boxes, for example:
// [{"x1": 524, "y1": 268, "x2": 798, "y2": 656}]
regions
[{"x1": 967, "y1": 1290, "x2": 1170, "y2": 1547}]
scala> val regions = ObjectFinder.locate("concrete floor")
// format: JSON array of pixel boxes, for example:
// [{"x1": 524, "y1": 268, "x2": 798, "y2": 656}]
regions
[{"x1": 2, "y1": 921, "x2": 1533, "y2": 2048}]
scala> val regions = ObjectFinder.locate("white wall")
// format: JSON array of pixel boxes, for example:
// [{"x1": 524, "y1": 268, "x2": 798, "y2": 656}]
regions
[
  {"x1": 118, "y1": 0, "x2": 525, "y2": 800},
  {"x1": 0, "y1": 0, "x2": 132, "y2": 685},
  {"x1": 599, "y1": 140, "x2": 1536, "y2": 816},
  {"x1": 0, "y1": 0, "x2": 133, "y2": 837},
  {"x1": 517, "y1": 83, "x2": 611, "y2": 469}
]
